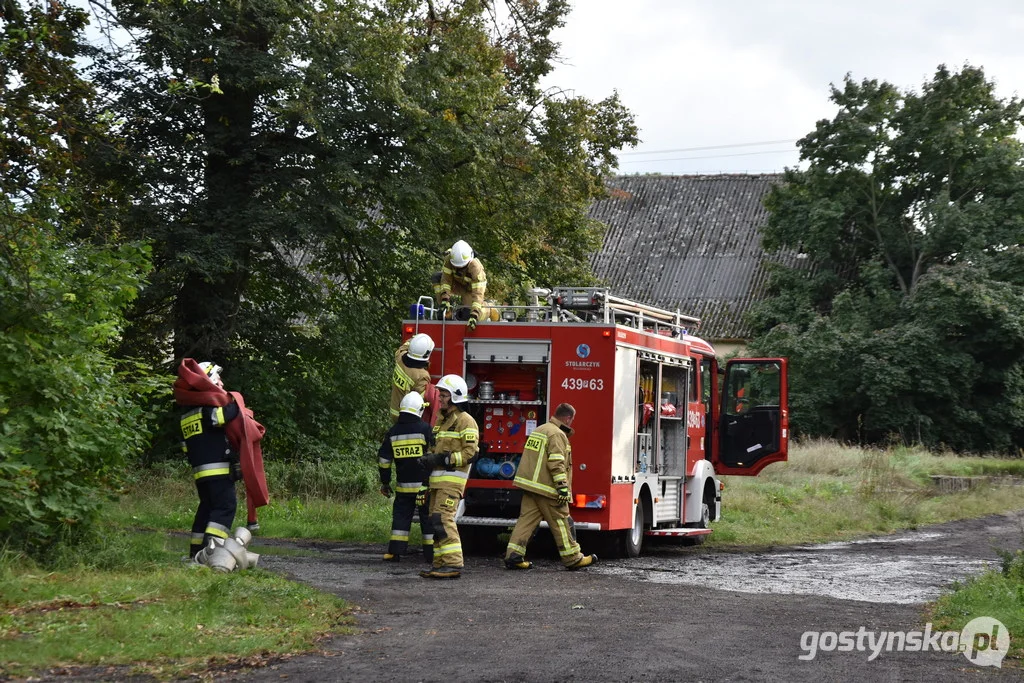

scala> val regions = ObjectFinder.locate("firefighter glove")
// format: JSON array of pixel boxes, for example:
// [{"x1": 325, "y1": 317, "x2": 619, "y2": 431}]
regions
[
  {"x1": 439, "y1": 298, "x2": 452, "y2": 317},
  {"x1": 230, "y1": 461, "x2": 243, "y2": 482},
  {"x1": 556, "y1": 485, "x2": 571, "y2": 506},
  {"x1": 379, "y1": 484, "x2": 393, "y2": 498},
  {"x1": 422, "y1": 451, "x2": 451, "y2": 470},
  {"x1": 466, "y1": 315, "x2": 478, "y2": 332},
  {"x1": 415, "y1": 486, "x2": 429, "y2": 507}
]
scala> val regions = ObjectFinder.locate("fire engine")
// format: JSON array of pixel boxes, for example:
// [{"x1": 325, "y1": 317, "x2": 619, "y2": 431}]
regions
[{"x1": 404, "y1": 287, "x2": 788, "y2": 558}]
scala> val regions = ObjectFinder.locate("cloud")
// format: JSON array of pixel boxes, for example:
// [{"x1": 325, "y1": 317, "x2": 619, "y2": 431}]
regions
[{"x1": 544, "y1": 0, "x2": 1024, "y2": 174}]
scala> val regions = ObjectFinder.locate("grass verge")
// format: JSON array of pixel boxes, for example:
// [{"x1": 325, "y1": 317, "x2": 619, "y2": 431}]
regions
[
  {"x1": 711, "y1": 440, "x2": 1024, "y2": 547},
  {"x1": 929, "y1": 550, "x2": 1024, "y2": 666},
  {"x1": 0, "y1": 529, "x2": 352, "y2": 680}
]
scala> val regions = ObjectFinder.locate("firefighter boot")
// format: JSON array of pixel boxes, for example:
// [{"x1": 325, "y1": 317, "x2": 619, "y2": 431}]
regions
[
  {"x1": 383, "y1": 553, "x2": 400, "y2": 562},
  {"x1": 420, "y1": 568, "x2": 461, "y2": 579},
  {"x1": 504, "y1": 554, "x2": 533, "y2": 570},
  {"x1": 567, "y1": 554, "x2": 598, "y2": 571}
]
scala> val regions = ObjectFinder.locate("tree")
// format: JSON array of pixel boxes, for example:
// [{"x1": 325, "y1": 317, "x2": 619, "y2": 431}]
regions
[
  {"x1": 90, "y1": 0, "x2": 636, "y2": 461},
  {"x1": 750, "y1": 65, "x2": 1024, "y2": 452},
  {"x1": 0, "y1": 1, "x2": 159, "y2": 552}
]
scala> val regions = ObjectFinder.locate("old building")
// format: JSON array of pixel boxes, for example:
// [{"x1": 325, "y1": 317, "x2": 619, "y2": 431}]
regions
[{"x1": 590, "y1": 174, "x2": 804, "y2": 357}]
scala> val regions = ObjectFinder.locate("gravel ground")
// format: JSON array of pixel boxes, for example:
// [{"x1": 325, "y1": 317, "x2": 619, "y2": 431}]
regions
[
  {"x1": 227, "y1": 510, "x2": 1023, "y2": 682},
  {"x1": 18, "y1": 510, "x2": 1023, "y2": 682}
]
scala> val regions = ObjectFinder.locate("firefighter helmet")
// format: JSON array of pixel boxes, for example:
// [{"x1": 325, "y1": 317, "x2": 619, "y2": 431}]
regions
[
  {"x1": 198, "y1": 362, "x2": 223, "y2": 385},
  {"x1": 399, "y1": 392, "x2": 425, "y2": 417},
  {"x1": 437, "y1": 374, "x2": 469, "y2": 404},
  {"x1": 407, "y1": 333, "x2": 434, "y2": 362},
  {"x1": 449, "y1": 240, "x2": 474, "y2": 268}
]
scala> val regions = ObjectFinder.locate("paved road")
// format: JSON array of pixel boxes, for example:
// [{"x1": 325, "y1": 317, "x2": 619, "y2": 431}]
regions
[{"x1": 225, "y1": 510, "x2": 1023, "y2": 682}]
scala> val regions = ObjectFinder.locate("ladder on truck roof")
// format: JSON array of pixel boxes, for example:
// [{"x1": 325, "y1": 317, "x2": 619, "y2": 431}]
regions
[
  {"x1": 550, "y1": 287, "x2": 701, "y2": 337},
  {"x1": 408, "y1": 287, "x2": 701, "y2": 337}
]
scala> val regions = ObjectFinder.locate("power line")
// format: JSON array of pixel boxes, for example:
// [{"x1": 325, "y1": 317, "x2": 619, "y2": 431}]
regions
[
  {"x1": 614, "y1": 148, "x2": 798, "y2": 163},
  {"x1": 618, "y1": 139, "x2": 799, "y2": 156}
]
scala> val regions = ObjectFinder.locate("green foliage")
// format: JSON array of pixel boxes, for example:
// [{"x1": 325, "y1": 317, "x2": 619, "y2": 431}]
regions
[
  {"x1": 751, "y1": 65, "x2": 1024, "y2": 452},
  {"x1": 88, "y1": 0, "x2": 636, "y2": 465},
  {"x1": 0, "y1": 546, "x2": 353, "y2": 679},
  {"x1": 0, "y1": 3, "x2": 161, "y2": 553}
]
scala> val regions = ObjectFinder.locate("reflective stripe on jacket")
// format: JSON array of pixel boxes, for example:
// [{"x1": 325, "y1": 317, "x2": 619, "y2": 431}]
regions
[
  {"x1": 440, "y1": 258, "x2": 487, "y2": 312},
  {"x1": 379, "y1": 413, "x2": 435, "y2": 493},
  {"x1": 513, "y1": 417, "x2": 573, "y2": 499},
  {"x1": 389, "y1": 340, "x2": 431, "y2": 419},
  {"x1": 429, "y1": 408, "x2": 479, "y2": 495},
  {"x1": 180, "y1": 404, "x2": 240, "y2": 475}
]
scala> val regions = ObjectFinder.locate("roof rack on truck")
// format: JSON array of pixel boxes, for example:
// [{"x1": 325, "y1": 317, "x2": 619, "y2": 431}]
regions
[{"x1": 412, "y1": 286, "x2": 701, "y2": 339}]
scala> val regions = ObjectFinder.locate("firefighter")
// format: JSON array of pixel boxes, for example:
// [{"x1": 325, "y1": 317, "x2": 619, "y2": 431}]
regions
[
  {"x1": 504, "y1": 403, "x2": 597, "y2": 571},
  {"x1": 437, "y1": 239, "x2": 487, "y2": 331},
  {"x1": 390, "y1": 333, "x2": 434, "y2": 422},
  {"x1": 177, "y1": 361, "x2": 243, "y2": 560},
  {"x1": 417, "y1": 374, "x2": 478, "y2": 579},
  {"x1": 378, "y1": 392, "x2": 436, "y2": 563}
]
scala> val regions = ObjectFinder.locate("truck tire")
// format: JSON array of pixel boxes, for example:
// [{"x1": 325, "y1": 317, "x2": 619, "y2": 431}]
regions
[
  {"x1": 680, "y1": 487, "x2": 714, "y2": 546},
  {"x1": 618, "y1": 504, "x2": 644, "y2": 558}
]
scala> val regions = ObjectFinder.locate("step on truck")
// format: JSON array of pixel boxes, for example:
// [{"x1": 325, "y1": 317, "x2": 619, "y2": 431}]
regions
[{"x1": 404, "y1": 287, "x2": 789, "y2": 558}]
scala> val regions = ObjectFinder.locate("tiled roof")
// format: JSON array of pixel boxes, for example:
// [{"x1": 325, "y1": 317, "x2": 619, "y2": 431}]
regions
[{"x1": 589, "y1": 174, "x2": 803, "y2": 341}]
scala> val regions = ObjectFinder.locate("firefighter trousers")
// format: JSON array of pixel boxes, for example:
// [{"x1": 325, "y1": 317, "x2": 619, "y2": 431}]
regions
[
  {"x1": 505, "y1": 492, "x2": 583, "y2": 567},
  {"x1": 388, "y1": 492, "x2": 434, "y2": 562},
  {"x1": 429, "y1": 489, "x2": 463, "y2": 569},
  {"x1": 191, "y1": 477, "x2": 237, "y2": 556}
]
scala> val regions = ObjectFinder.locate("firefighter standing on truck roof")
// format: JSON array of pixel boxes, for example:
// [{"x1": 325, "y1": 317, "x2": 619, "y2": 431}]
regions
[
  {"x1": 390, "y1": 333, "x2": 434, "y2": 422},
  {"x1": 504, "y1": 403, "x2": 597, "y2": 571},
  {"x1": 417, "y1": 374, "x2": 478, "y2": 579},
  {"x1": 436, "y1": 239, "x2": 487, "y2": 331},
  {"x1": 378, "y1": 392, "x2": 436, "y2": 564}
]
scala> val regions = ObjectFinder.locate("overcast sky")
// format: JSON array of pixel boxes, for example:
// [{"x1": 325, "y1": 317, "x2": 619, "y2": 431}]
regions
[{"x1": 541, "y1": 0, "x2": 1024, "y2": 176}]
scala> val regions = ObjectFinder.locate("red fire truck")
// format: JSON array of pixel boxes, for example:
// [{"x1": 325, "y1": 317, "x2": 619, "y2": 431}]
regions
[{"x1": 404, "y1": 287, "x2": 788, "y2": 558}]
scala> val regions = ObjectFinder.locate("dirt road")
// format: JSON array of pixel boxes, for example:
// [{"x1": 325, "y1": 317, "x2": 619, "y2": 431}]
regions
[{"x1": 224, "y1": 510, "x2": 1023, "y2": 682}]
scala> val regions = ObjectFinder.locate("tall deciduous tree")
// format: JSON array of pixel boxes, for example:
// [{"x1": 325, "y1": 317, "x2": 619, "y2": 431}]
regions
[
  {"x1": 90, "y1": 0, "x2": 636, "y2": 460},
  {"x1": 750, "y1": 65, "x2": 1024, "y2": 452}
]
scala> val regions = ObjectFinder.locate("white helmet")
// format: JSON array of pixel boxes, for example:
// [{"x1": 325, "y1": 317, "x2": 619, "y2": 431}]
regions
[
  {"x1": 437, "y1": 374, "x2": 469, "y2": 404},
  {"x1": 449, "y1": 240, "x2": 474, "y2": 268},
  {"x1": 399, "y1": 392, "x2": 425, "y2": 417},
  {"x1": 407, "y1": 333, "x2": 434, "y2": 362},
  {"x1": 199, "y1": 361, "x2": 223, "y2": 385}
]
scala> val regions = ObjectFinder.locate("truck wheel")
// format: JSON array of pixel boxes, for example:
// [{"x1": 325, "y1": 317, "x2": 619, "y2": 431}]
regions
[
  {"x1": 681, "y1": 489, "x2": 713, "y2": 546},
  {"x1": 619, "y1": 504, "x2": 644, "y2": 558}
]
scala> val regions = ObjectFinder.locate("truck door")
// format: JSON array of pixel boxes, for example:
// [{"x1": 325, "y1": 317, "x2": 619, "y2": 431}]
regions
[{"x1": 713, "y1": 358, "x2": 788, "y2": 476}]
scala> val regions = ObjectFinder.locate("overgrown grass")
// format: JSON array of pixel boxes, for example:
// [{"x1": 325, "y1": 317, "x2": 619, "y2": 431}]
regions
[
  {"x1": 710, "y1": 439, "x2": 1024, "y2": 547},
  {"x1": 107, "y1": 460, "x2": 393, "y2": 545},
  {"x1": 0, "y1": 529, "x2": 352, "y2": 680},
  {"x1": 930, "y1": 549, "x2": 1024, "y2": 665}
]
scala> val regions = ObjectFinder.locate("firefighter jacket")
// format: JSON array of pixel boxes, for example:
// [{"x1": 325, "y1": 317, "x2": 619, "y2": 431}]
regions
[
  {"x1": 389, "y1": 340, "x2": 432, "y2": 421},
  {"x1": 378, "y1": 413, "x2": 435, "y2": 494},
  {"x1": 428, "y1": 407, "x2": 479, "y2": 496},
  {"x1": 513, "y1": 417, "x2": 574, "y2": 499},
  {"x1": 180, "y1": 403, "x2": 241, "y2": 481},
  {"x1": 439, "y1": 257, "x2": 487, "y2": 315}
]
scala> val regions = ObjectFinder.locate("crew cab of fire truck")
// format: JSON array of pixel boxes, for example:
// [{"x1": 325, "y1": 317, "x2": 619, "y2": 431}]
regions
[{"x1": 403, "y1": 287, "x2": 789, "y2": 558}]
